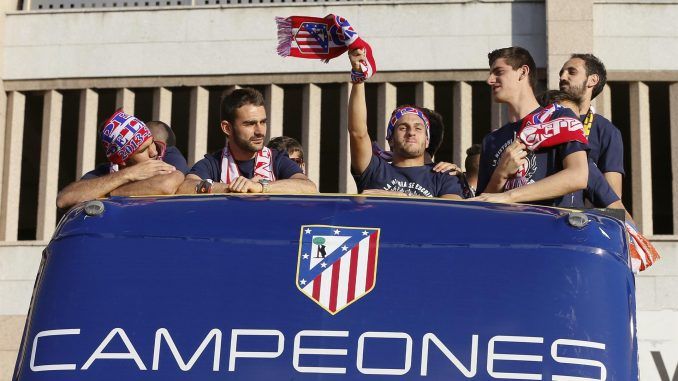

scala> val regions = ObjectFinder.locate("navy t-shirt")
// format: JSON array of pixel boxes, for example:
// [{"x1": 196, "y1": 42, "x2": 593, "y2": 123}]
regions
[
  {"x1": 354, "y1": 155, "x2": 463, "y2": 197},
  {"x1": 585, "y1": 161, "x2": 620, "y2": 208},
  {"x1": 189, "y1": 149, "x2": 302, "y2": 181},
  {"x1": 477, "y1": 106, "x2": 588, "y2": 208},
  {"x1": 582, "y1": 113, "x2": 625, "y2": 175},
  {"x1": 81, "y1": 146, "x2": 190, "y2": 180}
]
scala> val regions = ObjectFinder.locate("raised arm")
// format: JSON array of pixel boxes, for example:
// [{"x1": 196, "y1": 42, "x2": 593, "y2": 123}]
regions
[
  {"x1": 348, "y1": 49, "x2": 374, "y2": 175},
  {"x1": 56, "y1": 160, "x2": 176, "y2": 209}
]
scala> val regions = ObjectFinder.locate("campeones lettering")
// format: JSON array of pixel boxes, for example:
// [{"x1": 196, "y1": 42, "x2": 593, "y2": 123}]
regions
[{"x1": 28, "y1": 328, "x2": 608, "y2": 380}]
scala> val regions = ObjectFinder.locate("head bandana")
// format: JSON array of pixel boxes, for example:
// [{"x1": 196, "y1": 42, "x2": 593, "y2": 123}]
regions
[
  {"x1": 386, "y1": 106, "x2": 430, "y2": 141},
  {"x1": 100, "y1": 109, "x2": 153, "y2": 165}
]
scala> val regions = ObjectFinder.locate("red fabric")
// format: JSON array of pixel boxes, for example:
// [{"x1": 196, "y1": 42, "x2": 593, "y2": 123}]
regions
[{"x1": 518, "y1": 103, "x2": 588, "y2": 151}]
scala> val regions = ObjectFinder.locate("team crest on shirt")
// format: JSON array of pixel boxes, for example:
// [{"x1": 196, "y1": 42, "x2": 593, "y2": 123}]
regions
[{"x1": 296, "y1": 225, "x2": 381, "y2": 315}]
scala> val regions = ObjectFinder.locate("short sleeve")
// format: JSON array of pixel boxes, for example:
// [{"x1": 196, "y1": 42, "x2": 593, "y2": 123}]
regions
[
  {"x1": 353, "y1": 155, "x2": 383, "y2": 192},
  {"x1": 274, "y1": 151, "x2": 304, "y2": 180},
  {"x1": 80, "y1": 164, "x2": 110, "y2": 180},
  {"x1": 597, "y1": 121, "x2": 625, "y2": 175},
  {"x1": 559, "y1": 141, "x2": 588, "y2": 158},
  {"x1": 439, "y1": 175, "x2": 463, "y2": 197},
  {"x1": 163, "y1": 146, "x2": 190, "y2": 174},
  {"x1": 189, "y1": 154, "x2": 219, "y2": 180}
]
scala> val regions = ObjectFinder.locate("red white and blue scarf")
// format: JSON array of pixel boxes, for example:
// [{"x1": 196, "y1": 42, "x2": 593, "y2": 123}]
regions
[{"x1": 276, "y1": 14, "x2": 377, "y2": 83}]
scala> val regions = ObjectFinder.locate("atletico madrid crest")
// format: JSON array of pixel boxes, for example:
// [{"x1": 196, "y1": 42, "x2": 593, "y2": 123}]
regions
[{"x1": 296, "y1": 225, "x2": 380, "y2": 315}]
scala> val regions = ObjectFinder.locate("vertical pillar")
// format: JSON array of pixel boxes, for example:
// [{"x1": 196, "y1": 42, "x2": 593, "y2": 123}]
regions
[
  {"x1": 36, "y1": 90, "x2": 63, "y2": 241},
  {"x1": 415, "y1": 82, "x2": 435, "y2": 110},
  {"x1": 0, "y1": 92, "x2": 25, "y2": 241},
  {"x1": 670, "y1": 83, "x2": 678, "y2": 235},
  {"x1": 453, "y1": 82, "x2": 473, "y2": 167},
  {"x1": 302, "y1": 84, "x2": 321, "y2": 187},
  {"x1": 115, "y1": 88, "x2": 135, "y2": 114},
  {"x1": 265, "y1": 84, "x2": 284, "y2": 141},
  {"x1": 376, "y1": 83, "x2": 396, "y2": 148},
  {"x1": 592, "y1": 83, "x2": 612, "y2": 120},
  {"x1": 338, "y1": 83, "x2": 356, "y2": 194},
  {"x1": 152, "y1": 87, "x2": 172, "y2": 124},
  {"x1": 545, "y1": 0, "x2": 594, "y2": 89},
  {"x1": 77, "y1": 89, "x2": 98, "y2": 178},
  {"x1": 0, "y1": 87, "x2": 6, "y2": 210},
  {"x1": 629, "y1": 82, "x2": 653, "y2": 234},
  {"x1": 189, "y1": 86, "x2": 209, "y2": 166},
  {"x1": 490, "y1": 102, "x2": 508, "y2": 131}
]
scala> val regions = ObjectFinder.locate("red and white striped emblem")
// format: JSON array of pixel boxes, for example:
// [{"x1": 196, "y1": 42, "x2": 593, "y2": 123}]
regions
[{"x1": 296, "y1": 225, "x2": 380, "y2": 314}]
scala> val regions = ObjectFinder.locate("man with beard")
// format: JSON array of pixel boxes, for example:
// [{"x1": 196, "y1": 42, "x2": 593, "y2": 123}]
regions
[
  {"x1": 347, "y1": 49, "x2": 462, "y2": 199},
  {"x1": 474, "y1": 47, "x2": 589, "y2": 206},
  {"x1": 177, "y1": 88, "x2": 317, "y2": 194},
  {"x1": 559, "y1": 54, "x2": 624, "y2": 197}
]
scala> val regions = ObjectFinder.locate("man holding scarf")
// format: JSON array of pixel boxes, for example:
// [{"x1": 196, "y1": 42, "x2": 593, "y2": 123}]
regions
[
  {"x1": 559, "y1": 54, "x2": 624, "y2": 197},
  {"x1": 177, "y1": 88, "x2": 316, "y2": 195},
  {"x1": 56, "y1": 110, "x2": 186, "y2": 209},
  {"x1": 475, "y1": 47, "x2": 589, "y2": 206},
  {"x1": 347, "y1": 49, "x2": 463, "y2": 199}
]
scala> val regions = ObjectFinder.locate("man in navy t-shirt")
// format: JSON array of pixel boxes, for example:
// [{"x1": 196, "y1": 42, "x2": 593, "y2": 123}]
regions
[
  {"x1": 475, "y1": 47, "x2": 589, "y2": 206},
  {"x1": 56, "y1": 111, "x2": 185, "y2": 209},
  {"x1": 177, "y1": 88, "x2": 316, "y2": 195},
  {"x1": 347, "y1": 49, "x2": 462, "y2": 199},
  {"x1": 559, "y1": 54, "x2": 624, "y2": 197}
]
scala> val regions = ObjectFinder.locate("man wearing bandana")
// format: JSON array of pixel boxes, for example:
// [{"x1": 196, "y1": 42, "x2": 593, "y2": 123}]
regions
[
  {"x1": 56, "y1": 110, "x2": 186, "y2": 209},
  {"x1": 347, "y1": 49, "x2": 462, "y2": 199},
  {"x1": 475, "y1": 47, "x2": 589, "y2": 206},
  {"x1": 177, "y1": 88, "x2": 316, "y2": 195},
  {"x1": 559, "y1": 54, "x2": 624, "y2": 197}
]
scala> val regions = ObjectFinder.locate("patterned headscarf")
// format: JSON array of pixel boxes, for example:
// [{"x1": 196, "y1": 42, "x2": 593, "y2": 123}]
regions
[
  {"x1": 386, "y1": 106, "x2": 430, "y2": 141},
  {"x1": 100, "y1": 109, "x2": 153, "y2": 165}
]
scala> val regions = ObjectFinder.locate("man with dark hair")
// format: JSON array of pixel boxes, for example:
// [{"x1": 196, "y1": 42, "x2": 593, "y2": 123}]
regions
[
  {"x1": 559, "y1": 53, "x2": 624, "y2": 197},
  {"x1": 463, "y1": 144, "x2": 481, "y2": 197},
  {"x1": 422, "y1": 108, "x2": 444, "y2": 160},
  {"x1": 267, "y1": 136, "x2": 305, "y2": 174},
  {"x1": 475, "y1": 46, "x2": 589, "y2": 206},
  {"x1": 347, "y1": 49, "x2": 462, "y2": 199},
  {"x1": 177, "y1": 88, "x2": 316, "y2": 194},
  {"x1": 146, "y1": 120, "x2": 189, "y2": 174},
  {"x1": 56, "y1": 110, "x2": 185, "y2": 209}
]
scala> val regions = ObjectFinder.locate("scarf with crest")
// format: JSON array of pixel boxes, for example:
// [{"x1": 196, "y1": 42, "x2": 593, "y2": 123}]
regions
[{"x1": 276, "y1": 14, "x2": 377, "y2": 83}]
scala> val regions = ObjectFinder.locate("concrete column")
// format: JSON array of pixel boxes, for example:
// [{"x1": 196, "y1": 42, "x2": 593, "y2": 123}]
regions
[
  {"x1": 115, "y1": 88, "x2": 135, "y2": 114},
  {"x1": 0, "y1": 87, "x2": 6, "y2": 211},
  {"x1": 415, "y1": 82, "x2": 435, "y2": 110},
  {"x1": 376, "y1": 83, "x2": 396, "y2": 148},
  {"x1": 188, "y1": 86, "x2": 209, "y2": 166},
  {"x1": 592, "y1": 83, "x2": 612, "y2": 120},
  {"x1": 265, "y1": 84, "x2": 284, "y2": 141},
  {"x1": 36, "y1": 90, "x2": 63, "y2": 241},
  {"x1": 77, "y1": 89, "x2": 98, "y2": 178},
  {"x1": 453, "y1": 82, "x2": 473, "y2": 167},
  {"x1": 670, "y1": 83, "x2": 678, "y2": 235},
  {"x1": 0, "y1": 92, "x2": 25, "y2": 241},
  {"x1": 491, "y1": 102, "x2": 508, "y2": 131},
  {"x1": 629, "y1": 82, "x2": 653, "y2": 234},
  {"x1": 152, "y1": 87, "x2": 172, "y2": 124},
  {"x1": 545, "y1": 0, "x2": 594, "y2": 89},
  {"x1": 338, "y1": 83, "x2": 357, "y2": 194},
  {"x1": 302, "y1": 84, "x2": 321, "y2": 187}
]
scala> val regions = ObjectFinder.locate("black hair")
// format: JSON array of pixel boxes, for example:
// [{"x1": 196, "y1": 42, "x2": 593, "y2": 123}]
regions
[
  {"x1": 220, "y1": 87, "x2": 265, "y2": 124},
  {"x1": 570, "y1": 53, "x2": 607, "y2": 100},
  {"x1": 488, "y1": 46, "x2": 537, "y2": 90}
]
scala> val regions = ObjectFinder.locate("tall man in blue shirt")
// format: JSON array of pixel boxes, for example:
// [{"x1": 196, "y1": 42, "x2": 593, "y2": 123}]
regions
[
  {"x1": 559, "y1": 54, "x2": 624, "y2": 197},
  {"x1": 475, "y1": 47, "x2": 589, "y2": 206}
]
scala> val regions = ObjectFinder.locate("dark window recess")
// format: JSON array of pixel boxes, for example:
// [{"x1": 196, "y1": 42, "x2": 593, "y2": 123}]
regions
[{"x1": 649, "y1": 82, "x2": 672, "y2": 234}]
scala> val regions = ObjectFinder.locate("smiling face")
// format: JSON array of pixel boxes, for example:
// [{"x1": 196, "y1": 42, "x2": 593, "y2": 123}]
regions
[
  {"x1": 222, "y1": 104, "x2": 267, "y2": 154},
  {"x1": 487, "y1": 57, "x2": 524, "y2": 104},
  {"x1": 559, "y1": 57, "x2": 589, "y2": 101},
  {"x1": 389, "y1": 113, "x2": 429, "y2": 159}
]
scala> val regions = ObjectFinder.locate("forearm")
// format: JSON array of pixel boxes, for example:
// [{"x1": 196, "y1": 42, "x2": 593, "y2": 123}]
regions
[
  {"x1": 268, "y1": 179, "x2": 317, "y2": 194},
  {"x1": 504, "y1": 166, "x2": 588, "y2": 203},
  {"x1": 176, "y1": 177, "x2": 230, "y2": 194},
  {"x1": 56, "y1": 172, "x2": 131, "y2": 209},
  {"x1": 348, "y1": 82, "x2": 372, "y2": 173},
  {"x1": 110, "y1": 171, "x2": 185, "y2": 196},
  {"x1": 484, "y1": 170, "x2": 509, "y2": 193}
]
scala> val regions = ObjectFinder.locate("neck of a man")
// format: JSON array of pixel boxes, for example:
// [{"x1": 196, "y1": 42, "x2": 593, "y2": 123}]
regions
[
  {"x1": 578, "y1": 94, "x2": 593, "y2": 115},
  {"x1": 228, "y1": 142, "x2": 257, "y2": 161},
  {"x1": 392, "y1": 154, "x2": 425, "y2": 167},
  {"x1": 505, "y1": 87, "x2": 541, "y2": 122}
]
